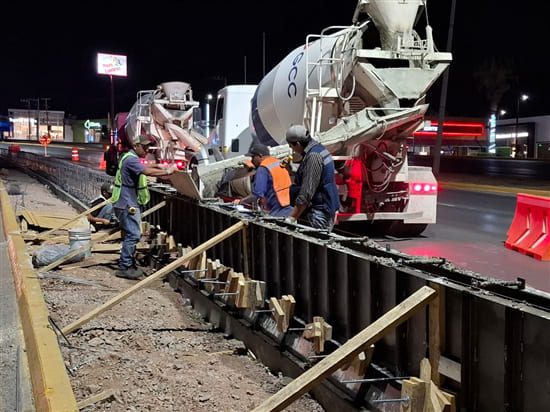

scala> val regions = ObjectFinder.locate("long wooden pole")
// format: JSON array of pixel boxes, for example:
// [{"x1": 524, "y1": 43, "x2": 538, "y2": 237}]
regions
[
  {"x1": 37, "y1": 201, "x2": 167, "y2": 274},
  {"x1": 61, "y1": 221, "x2": 246, "y2": 334},
  {"x1": 251, "y1": 286, "x2": 437, "y2": 412},
  {"x1": 36, "y1": 198, "x2": 111, "y2": 240}
]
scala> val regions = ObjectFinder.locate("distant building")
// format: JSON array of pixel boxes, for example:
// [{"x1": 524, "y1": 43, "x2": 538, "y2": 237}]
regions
[
  {"x1": 66, "y1": 118, "x2": 108, "y2": 143},
  {"x1": 409, "y1": 115, "x2": 550, "y2": 159},
  {"x1": 497, "y1": 115, "x2": 550, "y2": 159},
  {"x1": 7, "y1": 108, "x2": 65, "y2": 141},
  {"x1": 410, "y1": 117, "x2": 486, "y2": 156}
]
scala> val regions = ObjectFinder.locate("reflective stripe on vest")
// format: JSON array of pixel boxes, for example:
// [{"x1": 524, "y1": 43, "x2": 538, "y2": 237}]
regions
[
  {"x1": 111, "y1": 151, "x2": 150, "y2": 206},
  {"x1": 259, "y1": 156, "x2": 291, "y2": 207}
]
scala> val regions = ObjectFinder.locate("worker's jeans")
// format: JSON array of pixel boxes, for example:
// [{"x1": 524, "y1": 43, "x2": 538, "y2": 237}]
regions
[
  {"x1": 303, "y1": 208, "x2": 334, "y2": 231},
  {"x1": 115, "y1": 207, "x2": 141, "y2": 270}
]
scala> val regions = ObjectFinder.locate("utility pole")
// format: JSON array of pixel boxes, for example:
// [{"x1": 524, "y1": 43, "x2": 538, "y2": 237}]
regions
[
  {"x1": 433, "y1": 0, "x2": 456, "y2": 176},
  {"x1": 41, "y1": 98, "x2": 51, "y2": 138},
  {"x1": 244, "y1": 55, "x2": 247, "y2": 84},
  {"x1": 110, "y1": 75, "x2": 115, "y2": 131},
  {"x1": 262, "y1": 32, "x2": 266, "y2": 77},
  {"x1": 20, "y1": 98, "x2": 32, "y2": 138},
  {"x1": 30, "y1": 98, "x2": 41, "y2": 140}
]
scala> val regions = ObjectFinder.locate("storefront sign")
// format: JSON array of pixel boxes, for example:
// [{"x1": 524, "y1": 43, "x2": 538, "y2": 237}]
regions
[{"x1": 84, "y1": 120, "x2": 102, "y2": 130}]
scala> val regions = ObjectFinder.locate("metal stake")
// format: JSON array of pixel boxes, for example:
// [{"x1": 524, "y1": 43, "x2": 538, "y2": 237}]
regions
[
  {"x1": 370, "y1": 396, "x2": 409, "y2": 407},
  {"x1": 288, "y1": 326, "x2": 313, "y2": 332},
  {"x1": 199, "y1": 279, "x2": 227, "y2": 285},
  {"x1": 179, "y1": 269, "x2": 208, "y2": 274},
  {"x1": 341, "y1": 376, "x2": 409, "y2": 384}
]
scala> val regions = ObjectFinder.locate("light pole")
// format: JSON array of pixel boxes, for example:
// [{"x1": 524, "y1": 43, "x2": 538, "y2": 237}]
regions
[
  {"x1": 205, "y1": 94, "x2": 213, "y2": 136},
  {"x1": 514, "y1": 93, "x2": 528, "y2": 157}
]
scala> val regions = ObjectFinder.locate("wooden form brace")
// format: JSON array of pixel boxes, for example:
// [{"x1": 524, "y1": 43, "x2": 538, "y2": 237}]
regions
[
  {"x1": 269, "y1": 295, "x2": 296, "y2": 333},
  {"x1": 303, "y1": 316, "x2": 333, "y2": 353}
]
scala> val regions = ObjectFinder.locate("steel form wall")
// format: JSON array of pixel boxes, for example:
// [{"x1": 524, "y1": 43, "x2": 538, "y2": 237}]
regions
[
  {"x1": 149, "y1": 189, "x2": 550, "y2": 412},
  {"x1": 4, "y1": 151, "x2": 550, "y2": 411}
]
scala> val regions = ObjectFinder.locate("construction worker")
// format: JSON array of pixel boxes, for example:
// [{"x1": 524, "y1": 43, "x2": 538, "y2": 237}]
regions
[
  {"x1": 87, "y1": 183, "x2": 116, "y2": 230},
  {"x1": 111, "y1": 134, "x2": 176, "y2": 280},
  {"x1": 284, "y1": 125, "x2": 340, "y2": 230},
  {"x1": 234, "y1": 142, "x2": 292, "y2": 217}
]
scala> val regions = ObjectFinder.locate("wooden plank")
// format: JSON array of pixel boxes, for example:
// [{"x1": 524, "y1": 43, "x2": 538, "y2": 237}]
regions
[
  {"x1": 36, "y1": 198, "x2": 111, "y2": 240},
  {"x1": 245, "y1": 280, "x2": 266, "y2": 309},
  {"x1": 440, "y1": 390, "x2": 456, "y2": 412},
  {"x1": 91, "y1": 242, "x2": 149, "y2": 253},
  {"x1": 280, "y1": 295, "x2": 295, "y2": 331},
  {"x1": 61, "y1": 221, "x2": 246, "y2": 335},
  {"x1": 251, "y1": 286, "x2": 437, "y2": 412},
  {"x1": 428, "y1": 282, "x2": 445, "y2": 385},
  {"x1": 77, "y1": 389, "x2": 116, "y2": 409},
  {"x1": 427, "y1": 383, "x2": 442, "y2": 412},
  {"x1": 269, "y1": 297, "x2": 286, "y2": 333},
  {"x1": 401, "y1": 379, "x2": 426, "y2": 412},
  {"x1": 438, "y1": 356, "x2": 461, "y2": 383},
  {"x1": 38, "y1": 202, "x2": 166, "y2": 273},
  {"x1": 420, "y1": 358, "x2": 432, "y2": 383},
  {"x1": 433, "y1": 385, "x2": 451, "y2": 412}
]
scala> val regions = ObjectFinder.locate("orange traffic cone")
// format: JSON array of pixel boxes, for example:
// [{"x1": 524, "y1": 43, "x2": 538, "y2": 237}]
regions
[{"x1": 71, "y1": 148, "x2": 79, "y2": 161}]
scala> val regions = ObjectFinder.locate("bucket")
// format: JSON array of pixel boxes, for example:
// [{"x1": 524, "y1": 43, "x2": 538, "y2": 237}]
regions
[{"x1": 69, "y1": 227, "x2": 92, "y2": 258}]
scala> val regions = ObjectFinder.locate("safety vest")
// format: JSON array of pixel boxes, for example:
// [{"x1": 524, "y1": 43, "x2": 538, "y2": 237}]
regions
[
  {"x1": 259, "y1": 156, "x2": 291, "y2": 207},
  {"x1": 111, "y1": 151, "x2": 150, "y2": 206},
  {"x1": 290, "y1": 142, "x2": 340, "y2": 215}
]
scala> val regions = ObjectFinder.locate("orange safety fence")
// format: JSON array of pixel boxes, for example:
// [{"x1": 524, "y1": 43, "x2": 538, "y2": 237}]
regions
[{"x1": 505, "y1": 193, "x2": 550, "y2": 261}]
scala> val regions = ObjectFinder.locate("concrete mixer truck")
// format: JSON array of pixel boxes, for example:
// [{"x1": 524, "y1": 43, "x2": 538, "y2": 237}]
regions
[{"x1": 126, "y1": 0, "x2": 451, "y2": 237}]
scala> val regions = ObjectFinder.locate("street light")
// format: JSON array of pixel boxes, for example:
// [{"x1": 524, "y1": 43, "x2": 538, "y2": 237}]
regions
[
  {"x1": 499, "y1": 109, "x2": 507, "y2": 118},
  {"x1": 205, "y1": 94, "x2": 213, "y2": 136},
  {"x1": 514, "y1": 93, "x2": 529, "y2": 157}
]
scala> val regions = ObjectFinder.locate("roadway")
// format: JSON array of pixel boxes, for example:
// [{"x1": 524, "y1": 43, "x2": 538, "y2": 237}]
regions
[
  {"x1": 0, "y1": 140, "x2": 104, "y2": 168},
  {"x1": 374, "y1": 188, "x2": 550, "y2": 292}
]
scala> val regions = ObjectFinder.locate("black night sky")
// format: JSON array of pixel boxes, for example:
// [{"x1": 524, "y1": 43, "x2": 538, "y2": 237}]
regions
[{"x1": 2, "y1": 1, "x2": 548, "y2": 121}]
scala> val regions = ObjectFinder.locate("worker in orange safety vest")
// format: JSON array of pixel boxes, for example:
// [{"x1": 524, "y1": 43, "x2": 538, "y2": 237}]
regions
[{"x1": 234, "y1": 142, "x2": 293, "y2": 217}]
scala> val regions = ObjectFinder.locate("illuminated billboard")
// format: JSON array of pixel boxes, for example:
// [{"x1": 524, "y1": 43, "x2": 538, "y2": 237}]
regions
[{"x1": 97, "y1": 53, "x2": 127, "y2": 77}]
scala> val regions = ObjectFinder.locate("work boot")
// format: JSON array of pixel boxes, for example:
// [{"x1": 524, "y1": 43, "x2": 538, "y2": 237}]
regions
[{"x1": 115, "y1": 268, "x2": 143, "y2": 280}]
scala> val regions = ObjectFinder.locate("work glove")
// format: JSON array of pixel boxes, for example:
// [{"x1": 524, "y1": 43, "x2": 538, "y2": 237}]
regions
[{"x1": 284, "y1": 216, "x2": 297, "y2": 225}]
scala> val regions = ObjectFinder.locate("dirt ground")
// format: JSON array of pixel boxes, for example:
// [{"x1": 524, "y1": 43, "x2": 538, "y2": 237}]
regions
[{"x1": 1, "y1": 168, "x2": 324, "y2": 412}]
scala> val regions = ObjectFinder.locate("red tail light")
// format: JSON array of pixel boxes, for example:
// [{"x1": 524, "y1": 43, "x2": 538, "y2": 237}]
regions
[
  {"x1": 175, "y1": 160, "x2": 184, "y2": 170},
  {"x1": 410, "y1": 182, "x2": 438, "y2": 195}
]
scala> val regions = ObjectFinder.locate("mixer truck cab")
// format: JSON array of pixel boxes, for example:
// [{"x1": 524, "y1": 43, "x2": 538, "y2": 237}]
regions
[{"x1": 210, "y1": 85, "x2": 258, "y2": 159}]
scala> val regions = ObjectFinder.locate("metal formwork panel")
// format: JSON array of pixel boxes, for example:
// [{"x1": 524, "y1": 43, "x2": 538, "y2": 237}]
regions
[
  {"x1": 523, "y1": 312, "x2": 550, "y2": 412},
  {"x1": 328, "y1": 251, "x2": 351, "y2": 339},
  {"x1": 475, "y1": 298, "x2": 506, "y2": 411}
]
